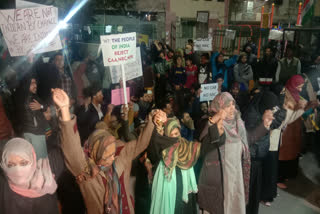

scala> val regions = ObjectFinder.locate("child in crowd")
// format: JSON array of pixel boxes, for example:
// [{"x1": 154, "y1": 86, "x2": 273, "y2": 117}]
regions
[
  {"x1": 185, "y1": 57, "x2": 198, "y2": 89},
  {"x1": 198, "y1": 53, "x2": 212, "y2": 84},
  {"x1": 214, "y1": 73, "x2": 228, "y2": 93}
]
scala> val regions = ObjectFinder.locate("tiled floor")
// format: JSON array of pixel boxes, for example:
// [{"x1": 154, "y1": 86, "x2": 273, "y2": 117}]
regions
[{"x1": 260, "y1": 151, "x2": 320, "y2": 214}]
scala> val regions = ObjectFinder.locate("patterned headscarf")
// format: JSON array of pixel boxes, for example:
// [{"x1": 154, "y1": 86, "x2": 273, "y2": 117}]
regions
[
  {"x1": 162, "y1": 118, "x2": 201, "y2": 179},
  {"x1": 209, "y1": 92, "x2": 234, "y2": 113},
  {"x1": 209, "y1": 92, "x2": 251, "y2": 204},
  {"x1": 285, "y1": 75, "x2": 305, "y2": 103},
  {"x1": 85, "y1": 129, "x2": 121, "y2": 214}
]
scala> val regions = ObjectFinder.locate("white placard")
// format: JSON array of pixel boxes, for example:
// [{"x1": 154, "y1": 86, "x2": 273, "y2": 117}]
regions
[
  {"x1": 110, "y1": 47, "x2": 143, "y2": 84},
  {"x1": 0, "y1": 6, "x2": 62, "y2": 56},
  {"x1": 197, "y1": 12, "x2": 209, "y2": 23},
  {"x1": 225, "y1": 29, "x2": 236, "y2": 40},
  {"x1": 200, "y1": 83, "x2": 218, "y2": 102},
  {"x1": 100, "y1": 32, "x2": 136, "y2": 66},
  {"x1": 194, "y1": 38, "x2": 212, "y2": 52},
  {"x1": 285, "y1": 31, "x2": 294, "y2": 42},
  {"x1": 268, "y1": 30, "x2": 283, "y2": 41}
]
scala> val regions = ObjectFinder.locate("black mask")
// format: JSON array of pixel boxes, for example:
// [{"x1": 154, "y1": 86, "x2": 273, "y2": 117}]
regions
[
  {"x1": 278, "y1": 94, "x2": 285, "y2": 107},
  {"x1": 270, "y1": 107, "x2": 287, "y2": 130}
]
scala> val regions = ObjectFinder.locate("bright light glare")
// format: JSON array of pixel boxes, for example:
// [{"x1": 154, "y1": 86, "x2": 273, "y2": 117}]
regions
[
  {"x1": 105, "y1": 25, "x2": 112, "y2": 33},
  {"x1": 59, "y1": 21, "x2": 68, "y2": 29},
  {"x1": 32, "y1": 0, "x2": 89, "y2": 53}
]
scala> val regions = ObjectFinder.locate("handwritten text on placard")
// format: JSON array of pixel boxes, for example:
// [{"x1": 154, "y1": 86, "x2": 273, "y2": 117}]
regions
[
  {"x1": 110, "y1": 47, "x2": 143, "y2": 83},
  {"x1": 0, "y1": 6, "x2": 62, "y2": 56},
  {"x1": 100, "y1": 32, "x2": 136, "y2": 66},
  {"x1": 200, "y1": 83, "x2": 218, "y2": 102},
  {"x1": 194, "y1": 38, "x2": 212, "y2": 52}
]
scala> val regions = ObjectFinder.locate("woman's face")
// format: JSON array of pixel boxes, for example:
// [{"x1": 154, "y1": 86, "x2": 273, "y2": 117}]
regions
[
  {"x1": 109, "y1": 115, "x2": 119, "y2": 129},
  {"x1": 217, "y1": 54, "x2": 224, "y2": 63},
  {"x1": 170, "y1": 128, "x2": 180, "y2": 138},
  {"x1": 99, "y1": 140, "x2": 116, "y2": 167},
  {"x1": 223, "y1": 101, "x2": 236, "y2": 120},
  {"x1": 296, "y1": 84, "x2": 304, "y2": 92},
  {"x1": 7, "y1": 155, "x2": 30, "y2": 168},
  {"x1": 241, "y1": 55, "x2": 247, "y2": 64},
  {"x1": 200, "y1": 103, "x2": 208, "y2": 113}
]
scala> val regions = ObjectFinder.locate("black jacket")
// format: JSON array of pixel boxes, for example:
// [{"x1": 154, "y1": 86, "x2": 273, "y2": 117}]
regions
[
  {"x1": 76, "y1": 103, "x2": 103, "y2": 144},
  {"x1": 21, "y1": 93, "x2": 49, "y2": 135}
]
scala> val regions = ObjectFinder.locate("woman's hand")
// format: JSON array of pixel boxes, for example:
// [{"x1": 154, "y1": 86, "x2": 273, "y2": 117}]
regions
[
  {"x1": 209, "y1": 109, "x2": 227, "y2": 124},
  {"x1": 209, "y1": 110, "x2": 227, "y2": 136},
  {"x1": 298, "y1": 99, "x2": 308, "y2": 110},
  {"x1": 121, "y1": 105, "x2": 129, "y2": 121},
  {"x1": 150, "y1": 110, "x2": 167, "y2": 135},
  {"x1": 52, "y1": 88, "x2": 71, "y2": 121},
  {"x1": 262, "y1": 110, "x2": 274, "y2": 129}
]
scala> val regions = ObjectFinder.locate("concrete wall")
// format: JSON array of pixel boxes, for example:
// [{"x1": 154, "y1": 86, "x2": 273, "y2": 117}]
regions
[
  {"x1": 315, "y1": 0, "x2": 320, "y2": 17},
  {"x1": 135, "y1": 0, "x2": 166, "y2": 12},
  {"x1": 170, "y1": 0, "x2": 226, "y2": 24},
  {"x1": 230, "y1": 0, "x2": 300, "y2": 24}
]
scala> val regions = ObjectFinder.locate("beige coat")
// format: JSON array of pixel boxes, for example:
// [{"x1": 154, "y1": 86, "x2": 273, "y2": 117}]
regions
[{"x1": 59, "y1": 116, "x2": 154, "y2": 214}]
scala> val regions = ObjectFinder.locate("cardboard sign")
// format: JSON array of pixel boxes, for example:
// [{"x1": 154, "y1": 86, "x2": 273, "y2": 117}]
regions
[
  {"x1": 100, "y1": 32, "x2": 136, "y2": 66},
  {"x1": 261, "y1": 13, "x2": 269, "y2": 29},
  {"x1": 194, "y1": 38, "x2": 212, "y2": 52},
  {"x1": 110, "y1": 47, "x2": 143, "y2": 84},
  {"x1": 200, "y1": 83, "x2": 218, "y2": 102},
  {"x1": 138, "y1": 33, "x2": 149, "y2": 45},
  {"x1": 111, "y1": 87, "x2": 130, "y2": 106},
  {"x1": 0, "y1": 6, "x2": 62, "y2": 56}
]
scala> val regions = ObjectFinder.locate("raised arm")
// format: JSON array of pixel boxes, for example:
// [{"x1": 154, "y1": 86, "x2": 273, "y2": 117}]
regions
[
  {"x1": 224, "y1": 54, "x2": 238, "y2": 68},
  {"x1": 246, "y1": 110, "x2": 274, "y2": 145},
  {"x1": 115, "y1": 110, "x2": 164, "y2": 175},
  {"x1": 52, "y1": 88, "x2": 87, "y2": 177}
]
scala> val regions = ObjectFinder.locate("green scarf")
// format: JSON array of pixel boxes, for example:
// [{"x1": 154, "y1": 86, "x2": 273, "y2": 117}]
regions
[{"x1": 150, "y1": 118, "x2": 200, "y2": 214}]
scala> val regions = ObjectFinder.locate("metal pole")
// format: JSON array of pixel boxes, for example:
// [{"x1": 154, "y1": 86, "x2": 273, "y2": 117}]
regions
[
  {"x1": 121, "y1": 64, "x2": 128, "y2": 105},
  {"x1": 219, "y1": 25, "x2": 223, "y2": 52},
  {"x1": 258, "y1": 6, "x2": 264, "y2": 59},
  {"x1": 296, "y1": 2, "x2": 302, "y2": 26},
  {"x1": 270, "y1": 3, "x2": 275, "y2": 29},
  {"x1": 238, "y1": 30, "x2": 241, "y2": 53}
]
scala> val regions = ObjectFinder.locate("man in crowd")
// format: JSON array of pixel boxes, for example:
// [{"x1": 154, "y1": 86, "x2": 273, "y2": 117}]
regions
[
  {"x1": 276, "y1": 46, "x2": 301, "y2": 85},
  {"x1": 53, "y1": 53, "x2": 76, "y2": 107}
]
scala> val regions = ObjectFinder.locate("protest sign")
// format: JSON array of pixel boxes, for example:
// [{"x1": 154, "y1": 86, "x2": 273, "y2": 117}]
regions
[
  {"x1": 200, "y1": 83, "x2": 218, "y2": 102},
  {"x1": 138, "y1": 33, "x2": 149, "y2": 45},
  {"x1": 225, "y1": 29, "x2": 236, "y2": 40},
  {"x1": 100, "y1": 32, "x2": 136, "y2": 67},
  {"x1": 194, "y1": 38, "x2": 212, "y2": 52},
  {"x1": 111, "y1": 87, "x2": 130, "y2": 106},
  {"x1": 0, "y1": 6, "x2": 62, "y2": 56},
  {"x1": 268, "y1": 29, "x2": 283, "y2": 41},
  {"x1": 110, "y1": 47, "x2": 143, "y2": 84}
]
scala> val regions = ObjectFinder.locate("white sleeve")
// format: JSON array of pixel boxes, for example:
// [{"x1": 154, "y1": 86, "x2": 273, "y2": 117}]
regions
[
  {"x1": 297, "y1": 60, "x2": 301, "y2": 74},
  {"x1": 275, "y1": 61, "x2": 281, "y2": 82}
]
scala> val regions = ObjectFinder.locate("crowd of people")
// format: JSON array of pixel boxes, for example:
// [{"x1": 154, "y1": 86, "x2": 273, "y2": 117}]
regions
[{"x1": 0, "y1": 36, "x2": 320, "y2": 214}]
